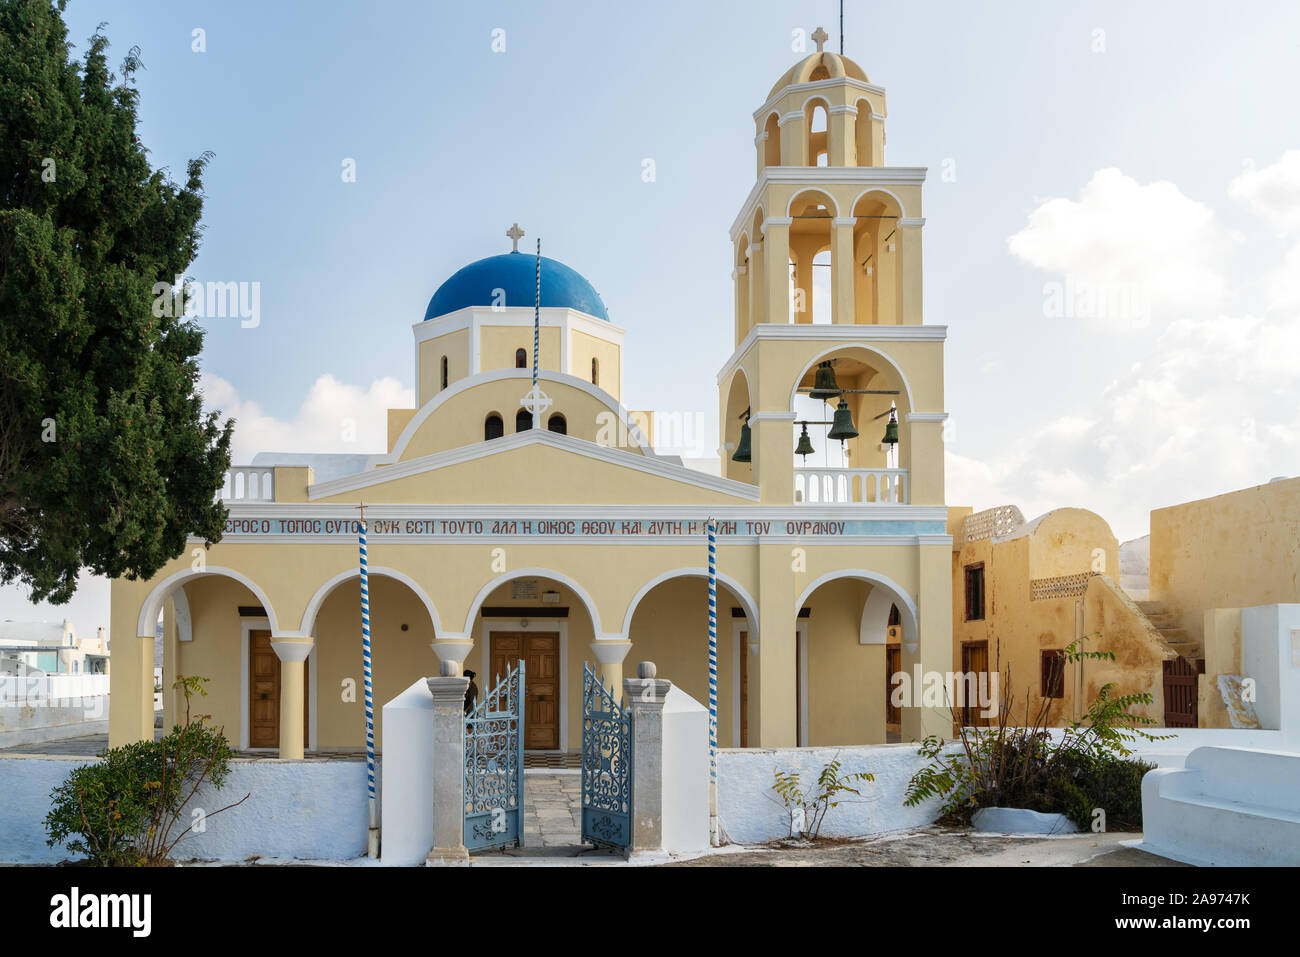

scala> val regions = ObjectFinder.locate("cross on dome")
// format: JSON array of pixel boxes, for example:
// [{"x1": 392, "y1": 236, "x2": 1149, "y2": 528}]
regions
[
  {"x1": 811, "y1": 26, "x2": 828, "y2": 53},
  {"x1": 506, "y1": 222, "x2": 525, "y2": 252}
]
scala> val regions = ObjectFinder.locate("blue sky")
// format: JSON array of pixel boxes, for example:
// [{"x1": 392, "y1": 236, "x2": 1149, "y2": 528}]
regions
[{"x1": 5, "y1": 0, "x2": 1300, "y2": 631}]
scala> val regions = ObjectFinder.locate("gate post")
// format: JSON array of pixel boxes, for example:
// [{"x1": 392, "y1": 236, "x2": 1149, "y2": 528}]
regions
[
  {"x1": 623, "y1": 661, "x2": 672, "y2": 856},
  {"x1": 426, "y1": 664, "x2": 470, "y2": 864}
]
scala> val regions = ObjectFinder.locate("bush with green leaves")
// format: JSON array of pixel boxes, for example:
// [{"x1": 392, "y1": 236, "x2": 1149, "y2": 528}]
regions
[
  {"x1": 903, "y1": 635, "x2": 1166, "y2": 831},
  {"x1": 45, "y1": 676, "x2": 247, "y2": 865},
  {"x1": 772, "y1": 756, "x2": 874, "y2": 840}
]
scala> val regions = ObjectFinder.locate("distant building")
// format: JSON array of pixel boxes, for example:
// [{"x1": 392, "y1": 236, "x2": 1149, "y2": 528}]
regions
[{"x1": 0, "y1": 620, "x2": 109, "y2": 675}]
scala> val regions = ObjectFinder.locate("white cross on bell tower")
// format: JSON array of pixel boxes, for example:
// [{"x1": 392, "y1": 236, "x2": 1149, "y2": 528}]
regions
[
  {"x1": 520, "y1": 382, "x2": 552, "y2": 430},
  {"x1": 811, "y1": 26, "x2": 828, "y2": 53}
]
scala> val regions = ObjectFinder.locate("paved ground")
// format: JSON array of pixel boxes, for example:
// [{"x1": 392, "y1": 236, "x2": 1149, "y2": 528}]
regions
[
  {"x1": 0, "y1": 733, "x2": 580, "y2": 768},
  {"x1": 663, "y1": 829, "x2": 1187, "y2": 867}
]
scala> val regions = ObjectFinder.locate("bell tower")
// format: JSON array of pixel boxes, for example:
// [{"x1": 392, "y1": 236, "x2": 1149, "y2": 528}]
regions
[{"x1": 719, "y1": 29, "x2": 942, "y2": 510}]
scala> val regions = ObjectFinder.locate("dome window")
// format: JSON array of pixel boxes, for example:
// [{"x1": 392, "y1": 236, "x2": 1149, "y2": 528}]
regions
[
  {"x1": 484, "y1": 413, "x2": 504, "y2": 440},
  {"x1": 547, "y1": 414, "x2": 567, "y2": 436},
  {"x1": 515, "y1": 408, "x2": 533, "y2": 432},
  {"x1": 591, "y1": 357, "x2": 599, "y2": 386},
  {"x1": 515, "y1": 348, "x2": 527, "y2": 369},
  {"x1": 440, "y1": 355, "x2": 448, "y2": 390}
]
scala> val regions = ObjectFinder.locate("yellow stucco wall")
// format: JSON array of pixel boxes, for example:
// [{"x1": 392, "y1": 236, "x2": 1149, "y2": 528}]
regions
[
  {"x1": 1151, "y1": 477, "x2": 1300, "y2": 648},
  {"x1": 417, "y1": 328, "x2": 469, "y2": 406},
  {"x1": 804, "y1": 578, "x2": 885, "y2": 745},
  {"x1": 570, "y1": 328, "x2": 621, "y2": 401}
]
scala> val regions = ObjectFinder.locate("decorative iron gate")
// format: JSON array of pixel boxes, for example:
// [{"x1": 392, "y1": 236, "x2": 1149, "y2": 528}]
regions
[
  {"x1": 581, "y1": 662, "x2": 632, "y2": 849},
  {"x1": 464, "y1": 660, "x2": 525, "y2": 852}
]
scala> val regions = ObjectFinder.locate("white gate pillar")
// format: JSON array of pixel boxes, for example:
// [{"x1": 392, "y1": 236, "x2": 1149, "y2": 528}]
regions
[{"x1": 624, "y1": 661, "x2": 672, "y2": 855}]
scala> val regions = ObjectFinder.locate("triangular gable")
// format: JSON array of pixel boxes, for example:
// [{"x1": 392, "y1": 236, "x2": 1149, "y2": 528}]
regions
[{"x1": 309, "y1": 430, "x2": 757, "y2": 505}]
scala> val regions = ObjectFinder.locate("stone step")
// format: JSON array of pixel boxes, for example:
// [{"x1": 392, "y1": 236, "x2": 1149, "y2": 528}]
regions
[
  {"x1": 1168, "y1": 641, "x2": 1204, "y2": 659},
  {"x1": 1136, "y1": 600, "x2": 1168, "y2": 615},
  {"x1": 1156, "y1": 627, "x2": 1190, "y2": 643}
]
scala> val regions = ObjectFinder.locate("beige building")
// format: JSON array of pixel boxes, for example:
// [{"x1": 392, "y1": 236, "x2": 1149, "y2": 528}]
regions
[
  {"x1": 950, "y1": 475, "x2": 1300, "y2": 730},
  {"x1": 110, "y1": 39, "x2": 953, "y2": 758}
]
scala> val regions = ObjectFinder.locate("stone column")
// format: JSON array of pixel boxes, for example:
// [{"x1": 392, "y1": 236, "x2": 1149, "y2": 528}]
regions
[
  {"x1": 624, "y1": 662, "x2": 672, "y2": 855},
  {"x1": 270, "y1": 637, "x2": 313, "y2": 759},
  {"x1": 747, "y1": 239, "x2": 764, "y2": 324},
  {"x1": 830, "y1": 217, "x2": 856, "y2": 324},
  {"x1": 762, "y1": 217, "x2": 791, "y2": 326},
  {"x1": 778, "y1": 111, "x2": 805, "y2": 166},
  {"x1": 898, "y1": 217, "x2": 925, "y2": 325},
  {"x1": 426, "y1": 665, "x2": 471, "y2": 864},
  {"x1": 591, "y1": 638, "x2": 633, "y2": 700},
  {"x1": 753, "y1": 543, "x2": 797, "y2": 746},
  {"x1": 111, "y1": 633, "x2": 156, "y2": 747},
  {"x1": 732, "y1": 263, "x2": 748, "y2": 343},
  {"x1": 828, "y1": 105, "x2": 856, "y2": 165},
  {"x1": 751, "y1": 412, "x2": 797, "y2": 505},
  {"x1": 903, "y1": 412, "x2": 947, "y2": 505}
]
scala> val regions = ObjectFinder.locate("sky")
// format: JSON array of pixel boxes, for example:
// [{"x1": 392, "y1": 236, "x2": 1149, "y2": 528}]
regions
[{"x1": 3, "y1": 0, "x2": 1300, "y2": 635}]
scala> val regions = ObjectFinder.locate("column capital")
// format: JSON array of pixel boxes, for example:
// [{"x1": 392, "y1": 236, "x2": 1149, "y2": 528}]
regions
[
  {"x1": 831, "y1": 217, "x2": 856, "y2": 228},
  {"x1": 270, "y1": 637, "x2": 313, "y2": 663},
  {"x1": 898, "y1": 217, "x2": 926, "y2": 228},
  {"x1": 590, "y1": 638, "x2": 632, "y2": 665},
  {"x1": 905, "y1": 411, "x2": 948, "y2": 423},
  {"x1": 425, "y1": 675, "x2": 470, "y2": 706},
  {"x1": 763, "y1": 216, "x2": 793, "y2": 230}
]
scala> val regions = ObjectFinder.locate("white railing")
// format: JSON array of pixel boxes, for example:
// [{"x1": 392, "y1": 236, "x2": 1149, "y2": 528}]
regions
[
  {"x1": 217, "y1": 467, "x2": 274, "y2": 502},
  {"x1": 0, "y1": 674, "x2": 111, "y2": 707},
  {"x1": 794, "y1": 468, "x2": 909, "y2": 505}
]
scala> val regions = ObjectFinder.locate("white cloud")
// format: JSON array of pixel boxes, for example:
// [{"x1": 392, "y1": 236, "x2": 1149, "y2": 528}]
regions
[
  {"x1": 1007, "y1": 168, "x2": 1228, "y2": 326},
  {"x1": 201, "y1": 373, "x2": 414, "y2": 463},
  {"x1": 954, "y1": 159, "x2": 1300, "y2": 540},
  {"x1": 1229, "y1": 150, "x2": 1300, "y2": 236}
]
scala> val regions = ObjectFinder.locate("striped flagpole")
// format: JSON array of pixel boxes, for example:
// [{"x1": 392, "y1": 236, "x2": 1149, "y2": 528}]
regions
[
  {"x1": 359, "y1": 514, "x2": 378, "y2": 857},
  {"x1": 706, "y1": 517, "x2": 719, "y2": 845},
  {"x1": 532, "y1": 238, "x2": 541, "y2": 426}
]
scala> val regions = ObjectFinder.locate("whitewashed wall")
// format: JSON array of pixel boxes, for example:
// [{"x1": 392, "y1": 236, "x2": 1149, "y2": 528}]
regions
[{"x1": 0, "y1": 755, "x2": 371, "y2": 864}]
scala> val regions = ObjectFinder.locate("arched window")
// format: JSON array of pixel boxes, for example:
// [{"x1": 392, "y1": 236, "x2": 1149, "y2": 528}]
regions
[
  {"x1": 515, "y1": 408, "x2": 532, "y2": 432},
  {"x1": 515, "y1": 348, "x2": 527, "y2": 369},
  {"x1": 591, "y1": 357, "x2": 599, "y2": 385},
  {"x1": 440, "y1": 355, "x2": 448, "y2": 391},
  {"x1": 484, "y1": 413, "x2": 504, "y2": 440},
  {"x1": 547, "y1": 414, "x2": 567, "y2": 435}
]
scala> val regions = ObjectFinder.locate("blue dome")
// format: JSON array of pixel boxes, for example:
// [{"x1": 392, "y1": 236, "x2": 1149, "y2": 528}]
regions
[{"x1": 424, "y1": 252, "x2": 610, "y2": 321}]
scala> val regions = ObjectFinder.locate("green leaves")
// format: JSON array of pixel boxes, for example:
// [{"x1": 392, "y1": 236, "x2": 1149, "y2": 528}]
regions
[
  {"x1": 772, "y1": 755, "x2": 874, "y2": 840},
  {"x1": 0, "y1": 0, "x2": 231, "y2": 603}
]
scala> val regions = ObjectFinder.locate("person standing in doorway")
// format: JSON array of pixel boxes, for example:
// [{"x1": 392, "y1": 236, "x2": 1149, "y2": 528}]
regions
[{"x1": 463, "y1": 670, "x2": 478, "y2": 714}]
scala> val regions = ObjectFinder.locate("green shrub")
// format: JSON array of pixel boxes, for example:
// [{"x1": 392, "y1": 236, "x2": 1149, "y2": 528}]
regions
[
  {"x1": 903, "y1": 635, "x2": 1167, "y2": 831},
  {"x1": 45, "y1": 676, "x2": 247, "y2": 865}
]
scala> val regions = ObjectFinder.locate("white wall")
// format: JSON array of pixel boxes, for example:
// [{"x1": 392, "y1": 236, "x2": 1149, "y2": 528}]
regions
[
  {"x1": 1, "y1": 755, "x2": 371, "y2": 864},
  {"x1": 380, "y1": 678, "x2": 437, "y2": 864}
]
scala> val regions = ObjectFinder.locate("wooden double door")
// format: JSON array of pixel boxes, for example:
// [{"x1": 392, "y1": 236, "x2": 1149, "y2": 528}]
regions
[
  {"x1": 490, "y1": 632, "x2": 559, "y2": 750},
  {"x1": 249, "y1": 630, "x2": 309, "y2": 750}
]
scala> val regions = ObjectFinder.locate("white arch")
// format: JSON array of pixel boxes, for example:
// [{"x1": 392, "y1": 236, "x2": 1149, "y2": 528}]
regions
[
  {"x1": 298, "y1": 566, "x2": 442, "y2": 636},
  {"x1": 462, "y1": 568, "x2": 607, "y2": 638},
  {"x1": 795, "y1": 568, "x2": 918, "y2": 644},
  {"x1": 136, "y1": 565, "x2": 280, "y2": 637},
  {"x1": 849, "y1": 185, "x2": 909, "y2": 220},
  {"x1": 785, "y1": 188, "x2": 840, "y2": 219},
  {"x1": 386, "y1": 369, "x2": 651, "y2": 464},
  {"x1": 620, "y1": 568, "x2": 760, "y2": 640},
  {"x1": 787, "y1": 342, "x2": 916, "y2": 411}
]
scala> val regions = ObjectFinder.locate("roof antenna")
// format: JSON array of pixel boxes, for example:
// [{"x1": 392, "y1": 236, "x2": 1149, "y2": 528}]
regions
[{"x1": 840, "y1": 0, "x2": 844, "y2": 54}]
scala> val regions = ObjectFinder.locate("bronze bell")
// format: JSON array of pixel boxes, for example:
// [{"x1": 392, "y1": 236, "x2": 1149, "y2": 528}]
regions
[
  {"x1": 795, "y1": 423, "x2": 814, "y2": 458},
  {"x1": 882, "y1": 408, "x2": 899, "y2": 446},
  {"x1": 808, "y1": 361, "x2": 841, "y2": 401},
  {"x1": 827, "y1": 399, "x2": 858, "y2": 441},
  {"x1": 731, "y1": 418, "x2": 752, "y2": 462}
]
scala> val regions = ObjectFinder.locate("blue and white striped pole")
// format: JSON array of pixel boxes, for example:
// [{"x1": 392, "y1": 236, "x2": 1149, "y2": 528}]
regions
[
  {"x1": 532, "y1": 238, "x2": 541, "y2": 427},
  {"x1": 707, "y1": 517, "x2": 719, "y2": 845},
  {"x1": 359, "y1": 515, "x2": 378, "y2": 857}
]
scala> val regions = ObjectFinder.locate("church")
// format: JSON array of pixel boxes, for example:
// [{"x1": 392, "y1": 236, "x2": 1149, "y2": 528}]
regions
[{"x1": 109, "y1": 34, "x2": 952, "y2": 760}]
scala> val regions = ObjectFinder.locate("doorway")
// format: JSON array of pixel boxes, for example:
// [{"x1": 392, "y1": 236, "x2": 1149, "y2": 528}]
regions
[
  {"x1": 247, "y1": 629, "x2": 309, "y2": 749},
  {"x1": 960, "y1": 640, "x2": 990, "y2": 728},
  {"x1": 490, "y1": 632, "x2": 560, "y2": 749}
]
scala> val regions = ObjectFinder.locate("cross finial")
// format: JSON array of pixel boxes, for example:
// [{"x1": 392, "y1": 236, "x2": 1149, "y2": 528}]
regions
[
  {"x1": 811, "y1": 26, "x2": 828, "y2": 53},
  {"x1": 507, "y1": 222, "x2": 525, "y2": 252}
]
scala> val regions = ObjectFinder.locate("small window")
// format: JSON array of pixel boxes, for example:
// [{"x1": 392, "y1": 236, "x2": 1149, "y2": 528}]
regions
[
  {"x1": 440, "y1": 355, "x2": 448, "y2": 391},
  {"x1": 484, "y1": 414, "x2": 503, "y2": 440},
  {"x1": 591, "y1": 357, "x2": 599, "y2": 385},
  {"x1": 1041, "y1": 650, "x2": 1065, "y2": 699},
  {"x1": 964, "y1": 563, "x2": 985, "y2": 622},
  {"x1": 515, "y1": 408, "x2": 532, "y2": 432},
  {"x1": 547, "y1": 414, "x2": 567, "y2": 435},
  {"x1": 515, "y1": 348, "x2": 527, "y2": 369}
]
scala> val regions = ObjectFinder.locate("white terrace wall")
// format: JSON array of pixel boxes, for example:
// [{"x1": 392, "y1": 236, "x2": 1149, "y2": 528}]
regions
[
  {"x1": 0, "y1": 675, "x2": 111, "y2": 748},
  {"x1": 0, "y1": 755, "x2": 370, "y2": 864}
]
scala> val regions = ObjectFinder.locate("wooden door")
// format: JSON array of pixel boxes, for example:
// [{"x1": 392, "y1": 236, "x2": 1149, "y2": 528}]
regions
[
  {"x1": 491, "y1": 632, "x2": 559, "y2": 749},
  {"x1": 1163, "y1": 657, "x2": 1204, "y2": 728},
  {"x1": 739, "y1": 631, "x2": 749, "y2": 748},
  {"x1": 248, "y1": 630, "x2": 309, "y2": 749},
  {"x1": 885, "y1": 645, "x2": 901, "y2": 730},
  {"x1": 961, "y1": 640, "x2": 990, "y2": 728}
]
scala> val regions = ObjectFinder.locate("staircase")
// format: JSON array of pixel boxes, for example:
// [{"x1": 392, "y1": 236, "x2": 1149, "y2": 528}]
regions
[{"x1": 1136, "y1": 600, "x2": 1203, "y2": 659}]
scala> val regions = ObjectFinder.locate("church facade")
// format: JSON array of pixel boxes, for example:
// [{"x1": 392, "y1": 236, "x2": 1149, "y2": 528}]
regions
[{"x1": 109, "y1": 41, "x2": 952, "y2": 758}]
